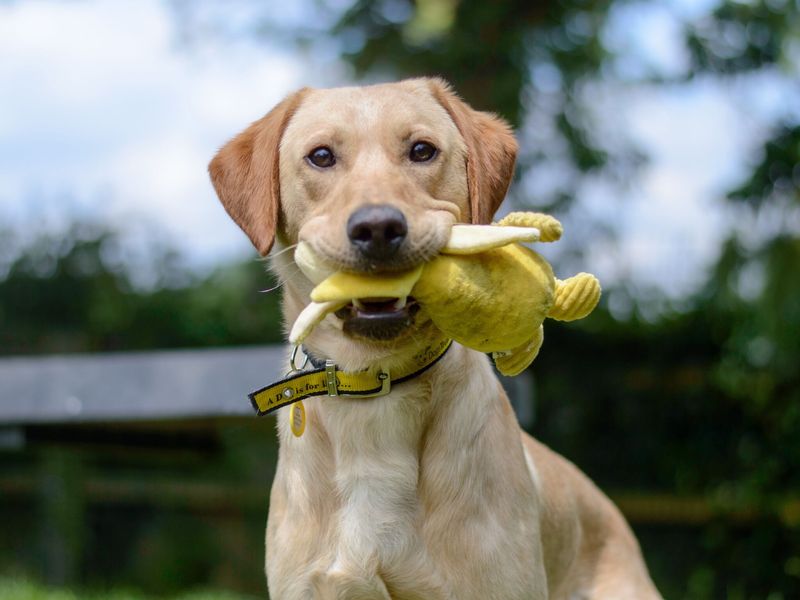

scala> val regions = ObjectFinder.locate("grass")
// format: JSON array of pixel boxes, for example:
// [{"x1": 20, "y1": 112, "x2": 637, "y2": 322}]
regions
[{"x1": 0, "y1": 578, "x2": 260, "y2": 600}]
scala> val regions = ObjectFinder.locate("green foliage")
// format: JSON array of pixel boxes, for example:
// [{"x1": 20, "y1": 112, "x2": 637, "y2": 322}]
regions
[
  {"x1": 0, "y1": 421, "x2": 279, "y2": 597},
  {"x1": 683, "y1": 7, "x2": 800, "y2": 589},
  {"x1": 0, "y1": 577, "x2": 256, "y2": 600},
  {"x1": 727, "y1": 123, "x2": 800, "y2": 208},
  {"x1": 687, "y1": 0, "x2": 800, "y2": 74},
  {"x1": 0, "y1": 224, "x2": 283, "y2": 355},
  {"x1": 534, "y1": 303, "x2": 800, "y2": 597}
]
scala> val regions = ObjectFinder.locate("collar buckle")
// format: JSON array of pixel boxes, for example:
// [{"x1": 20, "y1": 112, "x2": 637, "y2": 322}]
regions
[{"x1": 325, "y1": 359, "x2": 391, "y2": 398}]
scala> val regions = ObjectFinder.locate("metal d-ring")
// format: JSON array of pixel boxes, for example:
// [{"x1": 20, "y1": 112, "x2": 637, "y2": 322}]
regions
[{"x1": 288, "y1": 345, "x2": 310, "y2": 375}]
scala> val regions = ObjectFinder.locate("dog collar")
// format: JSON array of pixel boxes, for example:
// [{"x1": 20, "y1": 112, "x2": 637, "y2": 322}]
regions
[{"x1": 249, "y1": 337, "x2": 453, "y2": 418}]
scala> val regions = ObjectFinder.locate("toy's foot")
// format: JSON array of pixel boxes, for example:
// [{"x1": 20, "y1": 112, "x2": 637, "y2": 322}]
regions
[
  {"x1": 492, "y1": 326, "x2": 544, "y2": 376},
  {"x1": 497, "y1": 212, "x2": 563, "y2": 242},
  {"x1": 548, "y1": 273, "x2": 601, "y2": 322}
]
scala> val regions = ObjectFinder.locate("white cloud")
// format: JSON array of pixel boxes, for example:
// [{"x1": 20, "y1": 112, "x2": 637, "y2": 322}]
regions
[
  {"x1": 578, "y1": 81, "x2": 751, "y2": 298},
  {"x1": 0, "y1": 0, "x2": 307, "y2": 266},
  {"x1": 605, "y1": 2, "x2": 691, "y2": 79}
]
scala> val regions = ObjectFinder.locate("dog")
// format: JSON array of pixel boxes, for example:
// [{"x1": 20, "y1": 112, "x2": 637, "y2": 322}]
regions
[{"x1": 209, "y1": 78, "x2": 661, "y2": 599}]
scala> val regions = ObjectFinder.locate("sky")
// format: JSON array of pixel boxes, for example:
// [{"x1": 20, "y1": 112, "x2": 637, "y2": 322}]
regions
[
  {"x1": 0, "y1": 0, "x2": 790, "y2": 300},
  {"x1": 0, "y1": 0, "x2": 317, "y2": 269}
]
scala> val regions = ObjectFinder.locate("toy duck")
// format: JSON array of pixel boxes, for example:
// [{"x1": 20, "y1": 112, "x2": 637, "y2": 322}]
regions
[{"x1": 290, "y1": 212, "x2": 601, "y2": 376}]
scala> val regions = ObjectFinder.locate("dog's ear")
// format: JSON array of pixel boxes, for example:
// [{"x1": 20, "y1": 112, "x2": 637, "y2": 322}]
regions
[
  {"x1": 428, "y1": 78, "x2": 518, "y2": 224},
  {"x1": 209, "y1": 89, "x2": 308, "y2": 255}
]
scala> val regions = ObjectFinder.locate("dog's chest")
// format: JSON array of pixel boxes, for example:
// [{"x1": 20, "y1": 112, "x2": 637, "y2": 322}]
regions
[
  {"x1": 317, "y1": 384, "x2": 432, "y2": 562},
  {"x1": 267, "y1": 357, "x2": 547, "y2": 600},
  {"x1": 270, "y1": 385, "x2": 447, "y2": 598}
]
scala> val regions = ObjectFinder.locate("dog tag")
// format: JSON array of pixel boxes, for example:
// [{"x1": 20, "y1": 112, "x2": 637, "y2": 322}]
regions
[{"x1": 289, "y1": 400, "x2": 306, "y2": 437}]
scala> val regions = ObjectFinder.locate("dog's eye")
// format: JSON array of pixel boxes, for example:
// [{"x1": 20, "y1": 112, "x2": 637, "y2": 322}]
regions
[
  {"x1": 307, "y1": 146, "x2": 335, "y2": 168},
  {"x1": 409, "y1": 141, "x2": 437, "y2": 163}
]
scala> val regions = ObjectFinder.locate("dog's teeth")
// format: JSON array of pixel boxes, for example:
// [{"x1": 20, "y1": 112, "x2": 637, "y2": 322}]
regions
[
  {"x1": 394, "y1": 297, "x2": 407, "y2": 309},
  {"x1": 353, "y1": 299, "x2": 366, "y2": 310}
]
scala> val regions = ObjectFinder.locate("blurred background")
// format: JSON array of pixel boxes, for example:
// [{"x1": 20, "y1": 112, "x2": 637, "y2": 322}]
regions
[{"x1": 1, "y1": 0, "x2": 798, "y2": 598}]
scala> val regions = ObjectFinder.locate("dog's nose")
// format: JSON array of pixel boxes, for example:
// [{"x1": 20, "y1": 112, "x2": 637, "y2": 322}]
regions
[{"x1": 347, "y1": 204, "x2": 408, "y2": 260}]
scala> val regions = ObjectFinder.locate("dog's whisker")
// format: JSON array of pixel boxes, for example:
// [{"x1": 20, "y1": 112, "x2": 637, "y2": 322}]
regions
[
  {"x1": 259, "y1": 281, "x2": 286, "y2": 293},
  {"x1": 253, "y1": 243, "x2": 300, "y2": 265},
  {"x1": 259, "y1": 264, "x2": 304, "y2": 294},
  {"x1": 267, "y1": 243, "x2": 299, "y2": 260}
]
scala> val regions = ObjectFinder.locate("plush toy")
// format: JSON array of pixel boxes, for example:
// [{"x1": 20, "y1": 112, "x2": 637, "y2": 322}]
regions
[{"x1": 290, "y1": 212, "x2": 601, "y2": 376}]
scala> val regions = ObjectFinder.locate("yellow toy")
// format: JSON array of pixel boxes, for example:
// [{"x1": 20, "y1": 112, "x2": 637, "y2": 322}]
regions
[{"x1": 291, "y1": 212, "x2": 601, "y2": 376}]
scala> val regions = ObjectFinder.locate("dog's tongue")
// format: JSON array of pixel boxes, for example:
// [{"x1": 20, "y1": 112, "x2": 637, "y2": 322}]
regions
[{"x1": 310, "y1": 264, "x2": 424, "y2": 303}]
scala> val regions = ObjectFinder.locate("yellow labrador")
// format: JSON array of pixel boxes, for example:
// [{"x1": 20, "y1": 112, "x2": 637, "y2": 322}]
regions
[{"x1": 209, "y1": 78, "x2": 660, "y2": 599}]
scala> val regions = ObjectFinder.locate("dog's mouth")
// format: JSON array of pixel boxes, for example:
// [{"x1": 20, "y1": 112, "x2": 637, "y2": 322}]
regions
[{"x1": 335, "y1": 296, "x2": 421, "y2": 341}]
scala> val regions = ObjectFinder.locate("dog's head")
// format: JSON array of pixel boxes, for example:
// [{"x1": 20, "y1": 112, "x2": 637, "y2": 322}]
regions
[{"x1": 209, "y1": 78, "x2": 517, "y2": 364}]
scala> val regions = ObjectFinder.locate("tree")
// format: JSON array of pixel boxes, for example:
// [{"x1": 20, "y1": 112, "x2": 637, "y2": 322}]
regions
[{"x1": 0, "y1": 223, "x2": 283, "y2": 355}]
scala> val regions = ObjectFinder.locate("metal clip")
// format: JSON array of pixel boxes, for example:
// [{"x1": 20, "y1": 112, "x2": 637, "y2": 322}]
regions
[
  {"x1": 324, "y1": 360, "x2": 392, "y2": 398},
  {"x1": 369, "y1": 371, "x2": 391, "y2": 398},
  {"x1": 325, "y1": 360, "x2": 339, "y2": 396},
  {"x1": 287, "y1": 345, "x2": 309, "y2": 376}
]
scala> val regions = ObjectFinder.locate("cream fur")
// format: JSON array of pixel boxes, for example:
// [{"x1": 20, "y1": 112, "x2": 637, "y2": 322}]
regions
[{"x1": 210, "y1": 78, "x2": 661, "y2": 599}]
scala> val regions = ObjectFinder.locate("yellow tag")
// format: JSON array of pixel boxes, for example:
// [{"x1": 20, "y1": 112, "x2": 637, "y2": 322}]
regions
[{"x1": 289, "y1": 401, "x2": 306, "y2": 437}]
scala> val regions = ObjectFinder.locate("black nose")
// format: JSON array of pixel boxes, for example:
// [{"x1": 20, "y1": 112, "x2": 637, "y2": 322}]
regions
[{"x1": 346, "y1": 204, "x2": 408, "y2": 260}]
